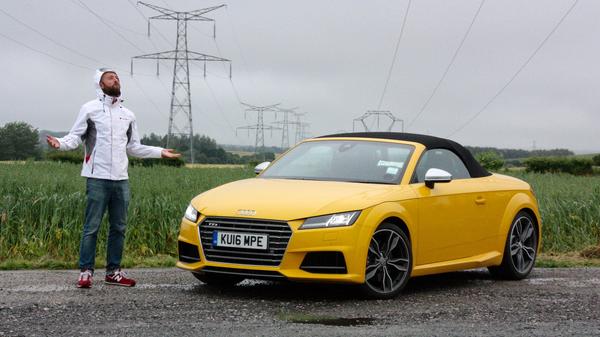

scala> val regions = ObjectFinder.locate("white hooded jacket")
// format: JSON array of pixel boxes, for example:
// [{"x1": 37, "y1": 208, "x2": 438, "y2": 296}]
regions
[{"x1": 56, "y1": 68, "x2": 163, "y2": 180}]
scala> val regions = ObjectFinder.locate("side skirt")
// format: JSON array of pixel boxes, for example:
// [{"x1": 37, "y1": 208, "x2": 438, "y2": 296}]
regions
[{"x1": 411, "y1": 251, "x2": 502, "y2": 277}]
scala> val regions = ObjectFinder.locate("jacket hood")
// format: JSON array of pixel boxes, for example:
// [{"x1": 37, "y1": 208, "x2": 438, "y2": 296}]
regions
[{"x1": 94, "y1": 68, "x2": 122, "y2": 102}]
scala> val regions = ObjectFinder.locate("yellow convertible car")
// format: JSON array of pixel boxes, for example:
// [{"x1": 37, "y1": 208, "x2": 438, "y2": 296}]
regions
[{"x1": 176, "y1": 132, "x2": 541, "y2": 298}]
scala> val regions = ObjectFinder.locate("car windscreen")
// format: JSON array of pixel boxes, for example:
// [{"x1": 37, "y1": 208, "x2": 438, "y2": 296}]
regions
[{"x1": 261, "y1": 140, "x2": 414, "y2": 184}]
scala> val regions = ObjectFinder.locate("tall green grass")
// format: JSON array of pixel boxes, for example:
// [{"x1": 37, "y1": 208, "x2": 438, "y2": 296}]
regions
[
  {"x1": 0, "y1": 162, "x2": 253, "y2": 267},
  {"x1": 1, "y1": 163, "x2": 599, "y2": 268},
  {"x1": 508, "y1": 172, "x2": 600, "y2": 252}
]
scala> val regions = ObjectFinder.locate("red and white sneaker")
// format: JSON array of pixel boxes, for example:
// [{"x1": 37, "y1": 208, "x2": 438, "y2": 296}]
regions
[
  {"x1": 77, "y1": 270, "x2": 93, "y2": 288},
  {"x1": 105, "y1": 269, "x2": 136, "y2": 287}
]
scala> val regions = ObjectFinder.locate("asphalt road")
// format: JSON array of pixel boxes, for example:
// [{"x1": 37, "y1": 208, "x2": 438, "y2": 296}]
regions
[{"x1": 1, "y1": 268, "x2": 599, "y2": 337}]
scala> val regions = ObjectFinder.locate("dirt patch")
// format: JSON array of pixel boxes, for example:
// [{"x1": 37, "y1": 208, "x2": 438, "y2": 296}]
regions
[{"x1": 581, "y1": 245, "x2": 600, "y2": 258}]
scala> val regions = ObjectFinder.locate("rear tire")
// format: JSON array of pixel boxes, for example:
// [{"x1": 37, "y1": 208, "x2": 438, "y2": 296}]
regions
[
  {"x1": 489, "y1": 211, "x2": 538, "y2": 280},
  {"x1": 360, "y1": 223, "x2": 412, "y2": 299},
  {"x1": 192, "y1": 272, "x2": 244, "y2": 286}
]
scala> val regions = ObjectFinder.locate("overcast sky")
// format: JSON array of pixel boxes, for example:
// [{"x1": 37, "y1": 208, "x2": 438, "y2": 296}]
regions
[{"x1": 0, "y1": 0, "x2": 598, "y2": 152}]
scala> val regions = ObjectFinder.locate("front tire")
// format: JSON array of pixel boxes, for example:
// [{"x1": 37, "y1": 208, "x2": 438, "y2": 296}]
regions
[
  {"x1": 361, "y1": 223, "x2": 412, "y2": 299},
  {"x1": 489, "y1": 211, "x2": 538, "y2": 279}
]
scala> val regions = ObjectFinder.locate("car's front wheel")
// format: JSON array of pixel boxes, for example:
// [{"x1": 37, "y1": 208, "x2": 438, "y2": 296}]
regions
[
  {"x1": 192, "y1": 272, "x2": 245, "y2": 286},
  {"x1": 361, "y1": 223, "x2": 412, "y2": 299},
  {"x1": 489, "y1": 211, "x2": 538, "y2": 279}
]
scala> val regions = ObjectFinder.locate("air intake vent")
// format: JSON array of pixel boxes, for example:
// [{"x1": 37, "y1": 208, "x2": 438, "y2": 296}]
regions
[
  {"x1": 200, "y1": 266, "x2": 286, "y2": 280},
  {"x1": 199, "y1": 217, "x2": 292, "y2": 266},
  {"x1": 178, "y1": 241, "x2": 201, "y2": 263},
  {"x1": 300, "y1": 252, "x2": 347, "y2": 274}
]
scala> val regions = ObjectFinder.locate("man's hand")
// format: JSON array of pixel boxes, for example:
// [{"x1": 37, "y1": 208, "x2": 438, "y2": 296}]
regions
[
  {"x1": 161, "y1": 149, "x2": 181, "y2": 159},
  {"x1": 46, "y1": 135, "x2": 60, "y2": 149}
]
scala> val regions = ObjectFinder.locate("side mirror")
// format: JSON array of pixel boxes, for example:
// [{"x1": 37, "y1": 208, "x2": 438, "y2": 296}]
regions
[
  {"x1": 424, "y1": 168, "x2": 452, "y2": 188},
  {"x1": 254, "y1": 161, "x2": 271, "y2": 175}
]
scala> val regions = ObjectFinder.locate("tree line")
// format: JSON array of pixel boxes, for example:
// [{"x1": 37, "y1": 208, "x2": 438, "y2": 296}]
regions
[
  {"x1": 0, "y1": 121, "x2": 274, "y2": 164},
  {"x1": 0, "y1": 121, "x2": 596, "y2": 168},
  {"x1": 465, "y1": 146, "x2": 574, "y2": 160}
]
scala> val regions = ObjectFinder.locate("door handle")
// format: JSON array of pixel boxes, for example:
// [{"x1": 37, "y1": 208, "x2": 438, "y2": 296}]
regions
[{"x1": 475, "y1": 197, "x2": 486, "y2": 205}]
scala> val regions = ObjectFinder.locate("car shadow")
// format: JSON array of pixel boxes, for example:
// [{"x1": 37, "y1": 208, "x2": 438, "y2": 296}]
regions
[{"x1": 187, "y1": 268, "x2": 497, "y2": 301}]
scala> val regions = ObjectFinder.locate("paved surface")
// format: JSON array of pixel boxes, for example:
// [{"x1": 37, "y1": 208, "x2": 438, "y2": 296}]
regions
[{"x1": 0, "y1": 268, "x2": 599, "y2": 337}]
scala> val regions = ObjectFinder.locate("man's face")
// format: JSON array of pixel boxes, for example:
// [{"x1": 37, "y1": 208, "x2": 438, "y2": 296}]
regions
[{"x1": 100, "y1": 71, "x2": 121, "y2": 97}]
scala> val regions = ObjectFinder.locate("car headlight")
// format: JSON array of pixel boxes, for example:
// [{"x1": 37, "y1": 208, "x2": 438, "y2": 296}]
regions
[
  {"x1": 184, "y1": 204, "x2": 200, "y2": 223},
  {"x1": 299, "y1": 211, "x2": 361, "y2": 230}
]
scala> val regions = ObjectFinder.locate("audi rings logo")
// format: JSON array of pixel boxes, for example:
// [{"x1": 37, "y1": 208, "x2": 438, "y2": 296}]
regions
[{"x1": 237, "y1": 209, "x2": 257, "y2": 216}]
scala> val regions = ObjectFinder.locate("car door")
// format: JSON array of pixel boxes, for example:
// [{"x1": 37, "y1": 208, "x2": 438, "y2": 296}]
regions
[{"x1": 410, "y1": 149, "x2": 489, "y2": 265}]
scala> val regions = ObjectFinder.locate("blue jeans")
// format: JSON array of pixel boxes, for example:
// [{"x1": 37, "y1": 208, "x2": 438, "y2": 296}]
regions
[{"x1": 79, "y1": 178, "x2": 130, "y2": 272}]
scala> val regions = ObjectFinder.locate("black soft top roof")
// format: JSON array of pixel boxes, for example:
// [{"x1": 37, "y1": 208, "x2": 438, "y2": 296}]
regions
[{"x1": 318, "y1": 132, "x2": 490, "y2": 178}]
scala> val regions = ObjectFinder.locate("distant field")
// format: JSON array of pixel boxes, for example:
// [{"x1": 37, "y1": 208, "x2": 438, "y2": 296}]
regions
[
  {"x1": 0, "y1": 162, "x2": 598, "y2": 269},
  {"x1": 186, "y1": 163, "x2": 247, "y2": 169},
  {"x1": 226, "y1": 150, "x2": 256, "y2": 157}
]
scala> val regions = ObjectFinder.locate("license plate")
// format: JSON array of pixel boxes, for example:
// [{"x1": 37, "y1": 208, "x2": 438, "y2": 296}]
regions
[{"x1": 212, "y1": 231, "x2": 268, "y2": 250}]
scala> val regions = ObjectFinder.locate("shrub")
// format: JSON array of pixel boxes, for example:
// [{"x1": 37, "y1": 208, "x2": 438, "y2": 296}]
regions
[
  {"x1": 475, "y1": 151, "x2": 504, "y2": 171},
  {"x1": 45, "y1": 150, "x2": 83, "y2": 164},
  {"x1": 593, "y1": 154, "x2": 600, "y2": 166},
  {"x1": 129, "y1": 157, "x2": 185, "y2": 168},
  {"x1": 525, "y1": 157, "x2": 593, "y2": 175}
]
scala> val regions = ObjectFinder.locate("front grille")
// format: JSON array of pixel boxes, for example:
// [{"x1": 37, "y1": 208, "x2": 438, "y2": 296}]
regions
[
  {"x1": 178, "y1": 240, "x2": 201, "y2": 263},
  {"x1": 300, "y1": 252, "x2": 347, "y2": 274},
  {"x1": 199, "y1": 217, "x2": 292, "y2": 266},
  {"x1": 200, "y1": 266, "x2": 286, "y2": 280}
]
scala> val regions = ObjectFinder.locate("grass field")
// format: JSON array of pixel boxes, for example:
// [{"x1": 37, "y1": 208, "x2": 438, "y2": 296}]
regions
[
  {"x1": 0, "y1": 162, "x2": 599, "y2": 269},
  {"x1": 0, "y1": 161, "x2": 254, "y2": 269}
]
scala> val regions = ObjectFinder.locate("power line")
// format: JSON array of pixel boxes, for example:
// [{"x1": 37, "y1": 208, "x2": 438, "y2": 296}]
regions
[
  {"x1": 73, "y1": 0, "x2": 147, "y2": 54},
  {"x1": 0, "y1": 18, "x2": 168, "y2": 123},
  {"x1": 0, "y1": 31, "x2": 92, "y2": 70},
  {"x1": 0, "y1": 8, "x2": 104, "y2": 66},
  {"x1": 0, "y1": 4, "x2": 179, "y2": 129},
  {"x1": 447, "y1": 0, "x2": 579, "y2": 138},
  {"x1": 126, "y1": 0, "x2": 173, "y2": 48},
  {"x1": 204, "y1": 79, "x2": 242, "y2": 140},
  {"x1": 407, "y1": 0, "x2": 485, "y2": 130},
  {"x1": 377, "y1": 0, "x2": 412, "y2": 110},
  {"x1": 0, "y1": 5, "x2": 161, "y2": 77}
]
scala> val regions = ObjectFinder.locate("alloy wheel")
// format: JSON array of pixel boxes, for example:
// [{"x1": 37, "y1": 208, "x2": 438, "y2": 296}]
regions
[
  {"x1": 509, "y1": 216, "x2": 537, "y2": 274},
  {"x1": 365, "y1": 228, "x2": 410, "y2": 295}
]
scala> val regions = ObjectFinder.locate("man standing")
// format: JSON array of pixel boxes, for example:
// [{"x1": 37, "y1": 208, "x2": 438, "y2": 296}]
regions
[{"x1": 47, "y1": 68, "x2": 180, "y2": 288}]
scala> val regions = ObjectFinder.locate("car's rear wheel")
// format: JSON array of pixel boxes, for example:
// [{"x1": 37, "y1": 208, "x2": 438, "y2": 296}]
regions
[
  {"x1": 361, "y1": 223, "x2": 412, "y2": 299},
  {"x1": 489, "y1": 211, "x2": 538, "y2": 279},
  {"x1": 192, "y1": 272, "x2": 245, "y2": 286}
]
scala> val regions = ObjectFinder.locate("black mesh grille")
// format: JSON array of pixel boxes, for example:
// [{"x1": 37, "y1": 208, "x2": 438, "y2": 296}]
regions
[
  {"x1": 199, "y1": 217, "x2": 292, "y2": 266},
  {"x1": 178, "y1": 241, "x2": 201, "y2": 263},
  {"x1": 300, "y1": 252, "x2": 347, "y2": 274}
]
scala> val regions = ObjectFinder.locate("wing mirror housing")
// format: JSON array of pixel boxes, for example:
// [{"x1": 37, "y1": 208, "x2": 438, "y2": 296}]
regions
[
  {"x1": 424, "y1": 168, "x2": 452, "y2": 188},
  {"x1": 254, "y1": 161, "x2": 271, "y2": 175}
]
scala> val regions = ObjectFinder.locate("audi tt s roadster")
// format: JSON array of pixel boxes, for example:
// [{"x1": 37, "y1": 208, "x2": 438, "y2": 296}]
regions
[{"x1": 176, "y1": 132, "x2": 541, "y2": 298}]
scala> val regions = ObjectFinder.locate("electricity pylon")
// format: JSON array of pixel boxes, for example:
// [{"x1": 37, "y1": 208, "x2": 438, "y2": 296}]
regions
[
  {"x1": 130, "y1": 2, "x2": 231, "y2": 163},
  {"x1": 353, "y1": 110, "x2": 404, "y2": 132},
  {"x1": 293, "y1": 112, "x2": 310, "y2": 144},
  {"x1": 272, "y1": 107, "x2": 298, "y2": 149},
  {"x1": 237, "y1": 103, "x2": 281, "y2": 156}
]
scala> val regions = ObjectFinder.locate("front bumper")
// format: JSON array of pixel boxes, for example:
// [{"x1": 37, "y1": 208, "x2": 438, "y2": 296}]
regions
[{"x1": 176, "y1": 212, "x2": 373, "y2": 284}]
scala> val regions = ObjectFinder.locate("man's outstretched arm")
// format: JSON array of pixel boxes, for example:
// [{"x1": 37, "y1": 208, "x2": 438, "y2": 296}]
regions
[
  {"x1": 47, "y1": 107, "x2": 88, "y2": 150},
  {"x1": 126, "y1": 119, "x2": 180, "y2": 159}
]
